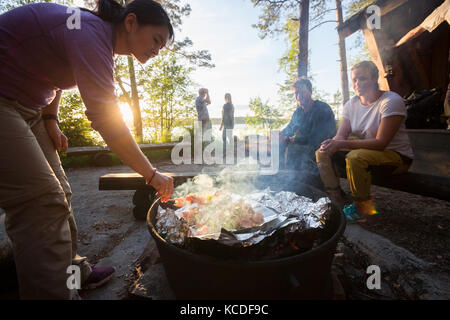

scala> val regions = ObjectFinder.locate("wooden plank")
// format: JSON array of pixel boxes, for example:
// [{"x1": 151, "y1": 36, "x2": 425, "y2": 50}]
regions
[
  {"x1": 362, "y1": 27, "x2": 390, "y2": 90},
  {"x1": 98, "y1": 169, "x2": 296, "y2": 191},
  {"x1": 66, "y1": 142, "x2": 184, "y2": 157},
  {"x1": 99, "y1": 171, "x2": 218, "y2": 190},
  {"x1": 372, "y1": 172, "x2": 450, "y2": 201},
  {"x1": 338, "y1": 0, "x2": 408, "y2": 38},
  {"x1": 101, "y1": 169, "x2": 450, "y2": 202}
]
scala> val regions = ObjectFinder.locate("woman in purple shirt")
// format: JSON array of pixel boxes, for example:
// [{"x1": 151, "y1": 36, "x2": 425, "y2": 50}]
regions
[{"x1": 0, "y1": 0, "x2": 174, "y2": 299}]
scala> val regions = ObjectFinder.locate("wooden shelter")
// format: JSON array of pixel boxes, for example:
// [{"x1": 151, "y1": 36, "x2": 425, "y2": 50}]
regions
[{"x1": 338, "y1": 0, "x2": 449, "y2": 100}]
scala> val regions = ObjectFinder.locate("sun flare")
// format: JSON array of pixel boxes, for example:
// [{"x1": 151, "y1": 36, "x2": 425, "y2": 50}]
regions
[{"x1": 118, "y1": 102, "x2": 134, "y2": 127}]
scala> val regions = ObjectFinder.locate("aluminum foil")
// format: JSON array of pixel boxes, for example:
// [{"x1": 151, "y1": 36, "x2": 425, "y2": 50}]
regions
[{"x1": 155, "y1": 188, "x2": 331, "y2": 247}]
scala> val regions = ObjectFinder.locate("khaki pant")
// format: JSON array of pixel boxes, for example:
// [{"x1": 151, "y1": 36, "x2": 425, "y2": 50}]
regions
[
  {"x1": 0, "y1": 96, "x2": 91, "y2": 299},
  {"x1": 316, "y1": 148, "x2": 411, "y2": 201}
]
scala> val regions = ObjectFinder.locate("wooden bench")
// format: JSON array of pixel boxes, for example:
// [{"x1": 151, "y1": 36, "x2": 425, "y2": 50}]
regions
[
  {"x1": 99, "y1": 171, "x2": 216, "y2": 220},
  {"x1": 328, "y1": 129, "x2": 450, "y2": 201},
  {"x1": 66, "y1": 143, "x2": 179, "y2": 166},
  {"x1": 98, "y1": 129, "x2": 450, "y2": 220},
  {"x1": 337, "y1": 129, "x2": 450, "y2": 201}
]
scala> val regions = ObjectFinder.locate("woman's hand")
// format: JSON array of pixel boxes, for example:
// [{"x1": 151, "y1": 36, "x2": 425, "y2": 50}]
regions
[
  {"x1": 44, "y1": 120, "x2": 68, "y2": 151},
  {"x1": 319, "y1": 139, "x2": 342, "y2": 156},
  {"x1": 150, "y1": 171, "x2": 174, "y2": 202}
]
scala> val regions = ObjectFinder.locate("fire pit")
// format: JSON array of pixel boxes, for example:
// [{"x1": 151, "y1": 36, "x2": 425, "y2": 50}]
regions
[{"x1": 147, "y1": 175, "x2": 346, "y2": 299}]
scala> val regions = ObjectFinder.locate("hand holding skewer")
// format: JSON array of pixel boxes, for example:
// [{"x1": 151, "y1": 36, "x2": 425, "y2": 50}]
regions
[{"x1": 147, "y1": 171, "x2": 174, "y2": 202}]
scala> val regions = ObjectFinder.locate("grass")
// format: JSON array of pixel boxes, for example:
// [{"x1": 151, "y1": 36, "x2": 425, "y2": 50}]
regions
[{"x1": 60, "y1": 148, "x2": 173, "y2": 169}]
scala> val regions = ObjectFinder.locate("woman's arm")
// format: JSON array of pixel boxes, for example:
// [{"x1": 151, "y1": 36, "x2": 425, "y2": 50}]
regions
[
  {"x1": 334, "y1": 117, "x2": 351, "y2": 140},
  {"x1": 101, "y1": 129, "x2": 174, "y2": 201},
  {"x1": 42, "y1": 90, "x2": 68, "y2": 151},
  {"x1": 220, "y1": 105, "x2": 224, "y2": 130},
  {"x1": 320, "y1": 115, "x2": 404, "y2": 155},
  {"x1": 340, "y1": 115, "x2": 403, "y2": 150}
]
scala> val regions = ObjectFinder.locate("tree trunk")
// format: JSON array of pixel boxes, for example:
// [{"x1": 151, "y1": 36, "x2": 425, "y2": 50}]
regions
[
  {"x1": 335, "y1": 0, "x2": 350, "y2": 104},
  {"x1": 127, "y1": 56, "x2": 143, "y2": 142},
  {"x1": 298, "y1": 0, "x2": 309, "y2": 78}
]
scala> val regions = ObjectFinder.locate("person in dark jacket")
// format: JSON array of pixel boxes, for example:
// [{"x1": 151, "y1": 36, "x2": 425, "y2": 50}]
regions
[
  {"x1": 279, "y1": 78, "x2": 336, "y2": 170},
  {"x1": 219, "y1": 93, "x2": 235, "y2": 157}
]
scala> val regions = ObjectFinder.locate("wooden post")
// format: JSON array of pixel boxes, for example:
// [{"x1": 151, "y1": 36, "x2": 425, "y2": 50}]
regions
[
  {"x1": 335, "y1": 0, "x2": 350, "y2": 104},
  {"x1": 298, "y1": 0, "x2": 309, "y2": 78},
  {"x1": 361, "y1": 27, "x2": 390, "y2": 91},
  {"x1": 128, "y1": 56, "x2": 143, "y2": 142}
]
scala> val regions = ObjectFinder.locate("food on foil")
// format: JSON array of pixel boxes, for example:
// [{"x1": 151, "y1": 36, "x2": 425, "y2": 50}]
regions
[
  {"x1": 168, "y1": 192, "x2": 264, "y2": 237},
  {"x1": 156, "y1": 187, "x2": 331, "y2": 247}
]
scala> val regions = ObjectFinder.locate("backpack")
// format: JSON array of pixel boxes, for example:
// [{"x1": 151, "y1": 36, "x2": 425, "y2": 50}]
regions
[{"x1": 405, "y1": 88, "x2": 446, "y2": 129}]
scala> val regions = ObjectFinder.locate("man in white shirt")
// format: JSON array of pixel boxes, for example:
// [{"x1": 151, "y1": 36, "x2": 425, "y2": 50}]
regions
[{"x1": 316, "y1": 61, "x2": 414, "y2": 222}]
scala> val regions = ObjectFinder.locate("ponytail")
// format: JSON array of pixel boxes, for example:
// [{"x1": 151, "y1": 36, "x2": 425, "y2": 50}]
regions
[
  {"x1": 96, "y1": 0, "x2": 125, "y2": 24},
  {"x1": 86, "y1": 0, "x2": 174, "y2": 42}
]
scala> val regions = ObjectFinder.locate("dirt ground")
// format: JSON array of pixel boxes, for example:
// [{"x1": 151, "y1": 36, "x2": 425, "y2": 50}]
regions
[
  {"x1": 1, "y1": 160, "x2": 449, "y2": 299},
  {"x1": 68, "y1": 162, "x2": 450, "y2": 299},
  {"x1": 343, "y1": 182, "x2": 450, "y2": 272}
]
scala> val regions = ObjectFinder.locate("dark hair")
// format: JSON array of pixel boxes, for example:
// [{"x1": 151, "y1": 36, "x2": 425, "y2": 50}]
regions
[
  {"x1": 89, "y1": 0, "x2": 174, "y2": 43},
  {"x1": 292, "y1": 78, "x2": 312, "y2": 92},
  {"x1": 224, "y1": 93, "x2": 234, "y2": 111}
]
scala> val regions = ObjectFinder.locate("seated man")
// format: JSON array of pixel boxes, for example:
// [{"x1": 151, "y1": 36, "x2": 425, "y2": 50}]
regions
[
  {"x1": 316, "y1": 61, "x2": 414, "y2": 222},
  {"x1": 279, "y1": 78, "x2": 336, "y2": 172}
]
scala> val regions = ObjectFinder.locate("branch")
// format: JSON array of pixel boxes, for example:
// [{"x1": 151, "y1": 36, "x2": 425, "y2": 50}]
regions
[
  {"x1": 115, "y1": 75, "x2": 132, "y2": 106},
  {"x1": 309, "y1": 20, "x2": 337, "y2": 32},
  {"x1": 311, "y1": 8, "x2": 337, "y2": 22},
  {"x1": 255, "y1": 0, "x2": 290, "y2": 5}
]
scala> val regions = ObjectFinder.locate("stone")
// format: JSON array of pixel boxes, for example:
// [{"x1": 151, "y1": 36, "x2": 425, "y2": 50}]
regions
[
  {"x1": 344, "y1": 225, "x2": 434, "y2": 272},
  {"x1": 128, "y1": 263, "x2": 175, "y2": 300}
]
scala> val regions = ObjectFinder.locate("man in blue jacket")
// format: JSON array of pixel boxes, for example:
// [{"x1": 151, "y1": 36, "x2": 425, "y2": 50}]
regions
[{"x1": 279, "y1": 78, "x2": 336, "y2": 170}]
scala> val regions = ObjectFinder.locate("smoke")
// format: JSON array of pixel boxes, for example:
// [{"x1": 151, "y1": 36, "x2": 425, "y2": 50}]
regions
[{"x1": 173, "y1": 164, "x2": 261, "y2": 199}]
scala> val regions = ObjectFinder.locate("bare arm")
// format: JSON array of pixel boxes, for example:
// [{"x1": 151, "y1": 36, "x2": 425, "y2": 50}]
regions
[
  {"x1": 219, "y1": 106, "x2": 224, "y2": 130},
  {"x1": 320, "y1": 115, "x2": 404, "y2": 155},
  {"x1": 42, "y1": 90, "x2": 68, "y2": 151},
  {"x1": 334, "y1": 117, "x2": 351, "y2": 140},
  {"x1": 42, "y1": 90, "x2": 62, "y2": 116},
  {"x1": 340, "y1": 115, "x2": 404, "y2": 150},
  {"x1": 100, "y1": 130, "x2": 174, "y2": 201}
]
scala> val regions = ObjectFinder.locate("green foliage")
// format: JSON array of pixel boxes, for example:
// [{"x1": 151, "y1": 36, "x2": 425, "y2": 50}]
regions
[
  {"x1": 59, "y1": 91, "x2": 102, "y2": 147},
  {"x1": 139, "y1": 50, "x2": 197, "y2": 142},
  {"x1": 111, "y1": 0, "x2": 213, "y2": 143},
  {"x1": 344, "y1": 0, "x2": 374, "y2": 66},
  {"x1": 345, "y1": 0, "x2": 375, "y2": 18},
  {"x1": 245, "y1": 97, "x2": 287, "y2": 131}
]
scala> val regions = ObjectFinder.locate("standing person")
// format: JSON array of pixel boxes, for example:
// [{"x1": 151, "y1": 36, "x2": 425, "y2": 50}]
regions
[
  {"x1": 279, "y1": 78, "x2": 336, "y2": 170},
  {"x1": 316, "y1": 61, "x2": 414, "y2": 222},
  {"x1": 195, "y1": 88, "x2": 212, "y2": 141},
  {"x1": 219, "y1": 93, "x2": 235, "y2": 157},
  {"x1": 0, "y1": 0, "x2": 174, "y2": 299}
]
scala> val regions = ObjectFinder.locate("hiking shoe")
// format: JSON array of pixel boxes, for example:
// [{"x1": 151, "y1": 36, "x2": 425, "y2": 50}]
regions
[
  {"x1": 82, "y1": 266, "x2": 116, "y2": 290},
  {"x1": 343, "y1": 204, "x2": 367, "y2": 224}
]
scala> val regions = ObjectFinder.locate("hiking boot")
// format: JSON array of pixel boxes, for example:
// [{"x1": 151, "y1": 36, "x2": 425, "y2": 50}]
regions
[
  {"x1": 82, "y1": 266, "x2": 116, "y2": 290},
  {"x1": 343, "y1": 204, "x2": 367, "y2": 224}
]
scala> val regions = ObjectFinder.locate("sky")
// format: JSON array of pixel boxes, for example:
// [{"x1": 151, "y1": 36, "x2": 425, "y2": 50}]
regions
[{"x1": 174, "y1": 0, "x2": 363, "y2": 118}]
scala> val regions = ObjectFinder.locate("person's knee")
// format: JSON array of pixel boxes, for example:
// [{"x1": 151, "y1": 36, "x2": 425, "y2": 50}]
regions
[
  {"x1": 315, "y1": 149, "x2": 328, "y2": 163},
  {"x1": 345, "y1": 149, "x2": 370, "y2": 168}
]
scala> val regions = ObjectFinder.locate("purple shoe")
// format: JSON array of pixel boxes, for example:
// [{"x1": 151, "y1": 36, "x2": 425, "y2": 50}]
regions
[{"x1": 82, "y1": 266, "x2": 116, "y2": 290}]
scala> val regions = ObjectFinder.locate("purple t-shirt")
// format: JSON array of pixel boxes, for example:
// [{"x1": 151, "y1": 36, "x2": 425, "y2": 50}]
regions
[{"x1": 0, "y1": 3, "x2": 128, "y2": 138}]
